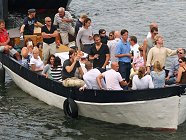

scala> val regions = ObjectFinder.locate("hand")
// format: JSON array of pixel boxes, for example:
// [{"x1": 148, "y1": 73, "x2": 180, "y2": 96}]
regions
[
  {"x1": 74, "y1": 56, "x2": 80, "y2": 62},
  {"x1": 94, "y1": 54, "x2": 99, "y2": 59},
  {"x1": 165, "y1": 76, "x2": 170, "y2": 81},
  {"x1": 79, "y1": 86, "x2": 85, "y2": 91},
  {"x1": 89, "y1": 36, "x2": 93, "y2": 40},
  {"x1": 61, "y1": 18, "x2": 67, "y2": 22}
]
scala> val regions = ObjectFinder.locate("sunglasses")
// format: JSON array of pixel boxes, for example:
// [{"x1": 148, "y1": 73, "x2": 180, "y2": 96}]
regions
[
  {"x1": 46, "y1": 20, "x2": 51, "y2": 22},
  {"x1": 177, "y1": 52, "x2": 183, "y2": 55},
  {"x1": 179, "y1": 60, "x2": 183, "y2": 63},
  {"x1": 109, "y1": 34, "x2": 113, "y2": 37}
]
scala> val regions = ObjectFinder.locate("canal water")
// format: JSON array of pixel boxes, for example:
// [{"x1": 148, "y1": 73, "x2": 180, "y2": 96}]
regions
[{"x1": 1, "y1": 0, "x2": 186, "y2": 139}]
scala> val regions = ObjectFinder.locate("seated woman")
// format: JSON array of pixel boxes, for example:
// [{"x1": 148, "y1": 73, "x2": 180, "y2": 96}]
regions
[
  {"x1": 50, "y1": 56, "x2": 63, "y2": 81},
  {"x1": 176, "y1": 57, "x2": 186, "y2": 84},
  {"x1": 25, "y1": 38, "x2": 34, "y2": 57},
  {"x1": 30, "y1": 47, "x2": 44, "y2": 74},
  {"x1": 150, "y1": 61, "x2": 165, "y2": 88},
  {"x1": 132, "y1": 66, "x2": 154, "y2": 90},
  {"x1": 130, "y1": 45, "x2": 144, "y2": 79},
  {"x1": 42, "y1": 54, "x2": 55, "y2": 79}
]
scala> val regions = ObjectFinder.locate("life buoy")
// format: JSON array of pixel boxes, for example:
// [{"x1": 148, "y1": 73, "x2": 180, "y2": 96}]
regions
[{"x1": 63, "y1": 98, "x2": 78, "y2": 118}]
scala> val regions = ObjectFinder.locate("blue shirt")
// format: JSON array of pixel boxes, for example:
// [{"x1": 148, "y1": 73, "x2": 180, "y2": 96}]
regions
[
  {"x1": 150, "y1": 70, "x2": 165, "y2": 88},
  {"x1": 116, "y1": 39, "x2": 131, "y2": 62}
]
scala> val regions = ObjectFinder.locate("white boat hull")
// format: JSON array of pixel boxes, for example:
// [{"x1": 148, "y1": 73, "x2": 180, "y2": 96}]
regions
[{"x1": 4, "y1": 66, "x2": 186, "y2": 130}]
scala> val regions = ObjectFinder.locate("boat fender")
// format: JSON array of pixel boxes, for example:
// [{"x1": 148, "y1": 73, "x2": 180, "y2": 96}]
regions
[
  {"x1": 0, "y1": 66, "x2": 5, "y2": 83},
  {"x1": 63, "y1": 98, "x2": 78, "y2": 118}
]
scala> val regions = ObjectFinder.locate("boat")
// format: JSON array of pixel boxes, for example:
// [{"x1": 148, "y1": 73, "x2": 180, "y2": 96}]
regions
[
  {"x1": 8, "y1": 0, "x2": 72, "y2": 9},
  {"x1": 0, "y1": 52, "x2": 186, "y2": 130}
]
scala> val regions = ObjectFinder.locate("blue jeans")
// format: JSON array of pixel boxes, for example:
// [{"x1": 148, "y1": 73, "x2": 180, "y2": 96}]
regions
[{"x1": 118, "y1": 61, "x2": 131, "y2": 82}]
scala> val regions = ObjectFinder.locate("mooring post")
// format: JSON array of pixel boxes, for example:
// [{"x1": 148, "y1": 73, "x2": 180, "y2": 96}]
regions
[
  {"x1": 0, "y1": 63, "x2": 5, "y2": 83},
  {"x1": 0, "y1": 0, "x2": 8, "y2": 20}
]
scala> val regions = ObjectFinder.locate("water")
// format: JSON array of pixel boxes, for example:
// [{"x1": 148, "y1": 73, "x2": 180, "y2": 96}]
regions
[{"x1": 1, "y1": 0, "x2": 186, "y2": 139}]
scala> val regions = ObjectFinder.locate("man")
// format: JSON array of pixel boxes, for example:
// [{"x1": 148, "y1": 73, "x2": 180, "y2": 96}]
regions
[
  {"x1": 41, "y1": 17, "x2": 58, "y2": 64},
  {"x1": 62, "y1": 49, "x2": 84, "y2": 80},
  {"x1": 53, "y1": 7, "x2": 74, "y2": 45},
  {"x1": 166, "y1": 48, "x2": 186, "y2": 85},
  {"x1": 129, "y1": 35, "x2": 140, "y2": 59},
  {"x1": 107, "y1": 30, "x2": 120, "y2": 62},
  {"x1": 143, "y1": 27, "x2": 158, "y2": 65},
  {"x1": 89, "y1": 34, "x2": 110, "y2": 69},
  {"x1": 80, "y1": 61, "x2": 106, "y2": 90},
  {"x1": 99, "y1": 29, "x2": 109, "y2": 44},
  {"x1": 75, "y1": 13, "x2": 87, "y2": 37},
  {"x1": 115, "y1": 29, "x2": 131, "y2": 82},
  {"x1": 0, "y1": 19, "x2": 21, "y2": 60},
  {"x1": 146, "y1": 34, "x2": 179, "y2": 74},
  {"x1": 20, "y1": 9, "x2": 43, "y2": 35},
  {"x1": 146, "y1": 22, "x2": 158, "y2": 38},
  {"x1": 97, "y1": 62, "x2": 128, "y2": 90}
]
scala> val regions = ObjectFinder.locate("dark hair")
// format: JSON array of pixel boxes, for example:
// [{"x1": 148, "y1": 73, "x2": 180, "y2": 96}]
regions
[
  {"x1": 151, "y1": 27, "x2": 158, "y2": 33},
  {"x1": 120, "y1": 29, "x2": 128, "y2": 36},
  {"x1": 99, "y1": 29, "x2": 106, "y2": 34},
  {"x1": 109, "y1": 31, "x2": 115, "y2": 36},
  {"x1": 179, "y1": 57, "x2": 186, "y2": 63},
  {"x1": 0, "y1": 19, "x2": 5, "y2": 24},
  {"x1": 130, "y1": 36, "x2": 137, "y2": 43},
  {"x1": 182, "y1": 48, "x2": 186, "y2": 54},
  {"x1": 93, "y1": 34, "x2": 100, "y2": 40},
  {"x1": 68, "y1": 49, "x2": 76, "y2": 58},
  {"x1": 47, "y1": 54, "x2": 55, "y2": 64},
  {"x1": 53, "y1": 56, "x2": 61, "y2": 69},
  {"x1": 36, "y1": 42, "x2": 43, "y2": 48},
  {"x1": 85, "y1": 61, "x2": 93, "y2": 70},
  {"x1": 83, "y1": 18, "x2": 91, "y2": 26}
]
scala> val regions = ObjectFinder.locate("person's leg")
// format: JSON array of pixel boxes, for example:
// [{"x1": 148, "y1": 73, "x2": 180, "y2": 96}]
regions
[
  {"x1": 119, "y1": 62, "x2": 126, "y2": 79},
  {"x1": 49, "y1": 42, "x2": 57, "y2": 56},
  {"x1": 165, "y1": 77, "x2": 176, "y2": 85},
  {"x1": 42, "y1": 43, "x2": 50, "y2": 64},
  {"x1": 9, "y1": 48, "x2": 21, "y2": 60},
  {"x1": 125, "y1": 63, "x2": 131, "y2": 82},
  {"x1": 69, "y1": 26, "x2": 75, "y2": 36},
  {"x1": 60, "y1": 31, "x2": 69, "y2": 45}
]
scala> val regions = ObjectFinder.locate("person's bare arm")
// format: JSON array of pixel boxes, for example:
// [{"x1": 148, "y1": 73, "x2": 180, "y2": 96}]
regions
[
  {"x1": 102, "y1": 54, "x2": 110, "y2": 68},
  {"x1": 96, "y1": 74, "x2": 105, "y2": 90},
  {"x1": 143, "y1": 39, "x2": 147, "y2": 65}
]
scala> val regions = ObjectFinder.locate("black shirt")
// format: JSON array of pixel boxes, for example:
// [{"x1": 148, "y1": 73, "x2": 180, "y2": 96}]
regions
[
  {"x1": 41, "y1": 25, "x2": 57, "y2": 44},
  {"x1": 62, "y1": 59, "x2": 81, "y2": 80},
  {"x1": 75, "y1": 19, "x2": 83, "y2": 37},
  {"x1": 89, "y1": 44, "x2": 110, "y2": 68},
  {"x1": 100, "y1": 36, "x2": 109, "y2": 44},
  {"x1": 23, "y1": 17, "x2": 38, "y2": 35}
]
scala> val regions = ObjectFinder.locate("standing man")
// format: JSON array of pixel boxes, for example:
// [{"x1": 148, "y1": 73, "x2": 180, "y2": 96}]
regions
[
  {"x1": 0, "y1": 19, "x2": 21, "y2": 60},
  {"x1": 115, "y1": 29, "x2": 131, "y2": 82},
  {"x1": 147, "y1": 22, "x2": 158, "y2": 38},
  {"x1": 53, "y1": 7, "x2": 74, "y2": 46},
  {"x1": 143, "y1": 27, "x2": 158, "y2": 66},
  {"x1": 129, "y1": 35, "x2": 140, "y2": 59},
  {"x1": 75, "y1": 13, "x2": 87, "y2": 37},
  {"x1": 41, "y1": 17, "x2": 58, "y2": 64},
  {"x1": 89, "y1": 34, "x2": 110, "y2": 69},
  {"x1": 20, "y1": 9, "x2": 43, "y2": 35}
]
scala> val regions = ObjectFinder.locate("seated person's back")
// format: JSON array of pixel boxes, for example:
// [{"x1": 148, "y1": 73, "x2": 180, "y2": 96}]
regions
[{"x1": 132, "y1": 66, "x2": 154, "y2": 90}]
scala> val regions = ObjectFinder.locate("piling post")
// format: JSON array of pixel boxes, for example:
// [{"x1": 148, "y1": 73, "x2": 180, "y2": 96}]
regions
[
  {"x1": 0, "y1": 63, "x2": 5, "y2": 83},
  {"x1": 0, "y1": 0, "x2": 8, "y2": 20}
]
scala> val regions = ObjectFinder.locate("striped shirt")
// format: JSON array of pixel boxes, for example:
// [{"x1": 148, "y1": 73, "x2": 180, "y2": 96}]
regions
[
  {"x1": 53, "y1": 11, "x2": 73, "y2": 32},
  {"x1": 50, "y1": 66, "x2": 62, "y2": 81}
]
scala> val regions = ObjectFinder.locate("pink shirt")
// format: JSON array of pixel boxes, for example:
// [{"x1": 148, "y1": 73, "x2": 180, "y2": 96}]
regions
[{"x1": 133, "y1": 56, "x2": 144, "y2": 70}]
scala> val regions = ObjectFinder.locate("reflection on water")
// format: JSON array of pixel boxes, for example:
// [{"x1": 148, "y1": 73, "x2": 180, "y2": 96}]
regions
[{"x1": 0, "y1": 79, "x2": 186, "y2": 139}]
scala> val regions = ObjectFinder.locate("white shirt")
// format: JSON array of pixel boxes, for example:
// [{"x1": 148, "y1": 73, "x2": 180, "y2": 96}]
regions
[
  {"x1": 107, "y1": 38, "x2": 120, "y2": 62},
  {"x1": 102, "y1": 69, "x2": 123, "y2": 90},
  {"x1": 132, "y1": 75, "x2": 154, "y2": 90},
  {"x1": 147, "y1": 32, "x2": 151, "y2": 38},
  {"x1": 83, "y1": 68, "x2": 106, "y2": 89},
  {"x1": 30, "y1": 56, "x2": 44, "y2": 70},
  {"x1": 130, "y1": 43, "x2": 140, "y2": 58}
]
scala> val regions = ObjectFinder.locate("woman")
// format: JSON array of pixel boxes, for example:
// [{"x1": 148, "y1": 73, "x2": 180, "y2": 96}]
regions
[
  {"x1": 30, "y1": 47, "x2": 44, "y2": 74},
  {"x1": 76, "y1": 18, "x2": 94, "y2": 54},
  {"x1": 132, "y1": 66, "x2": 154, "y2": 90},
  {"x1": 150, "y1": 61, "x2": 165, "y2": 88},
  {"x1": 130, "y1": 45, "x2": 144, "y2": 79},
  {"x1": 176, "y1": 57, "x2": 186, "y2": 84},
  {"x1": 50, "y1": 57, "x2": 63, "y2": 81},
  {"x1": 42, "y1": 54, "x2": 55, "y2": 79}
]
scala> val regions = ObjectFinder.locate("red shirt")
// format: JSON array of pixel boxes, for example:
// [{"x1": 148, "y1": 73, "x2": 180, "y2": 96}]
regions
[{"x1": 0, "y1": 29, "x2": 8, "y2": 43}]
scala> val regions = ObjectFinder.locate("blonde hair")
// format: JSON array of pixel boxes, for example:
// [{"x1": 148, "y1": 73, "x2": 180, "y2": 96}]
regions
[
  {"x1": 153, "y1": 61, "x2": 162, "y2": 71},
  {"x1": 137, "y1": 66, "x2": 146, "y2": 79},
  {"x1": 154, "y1": 34, "x2": 163, "y2": 45}
]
